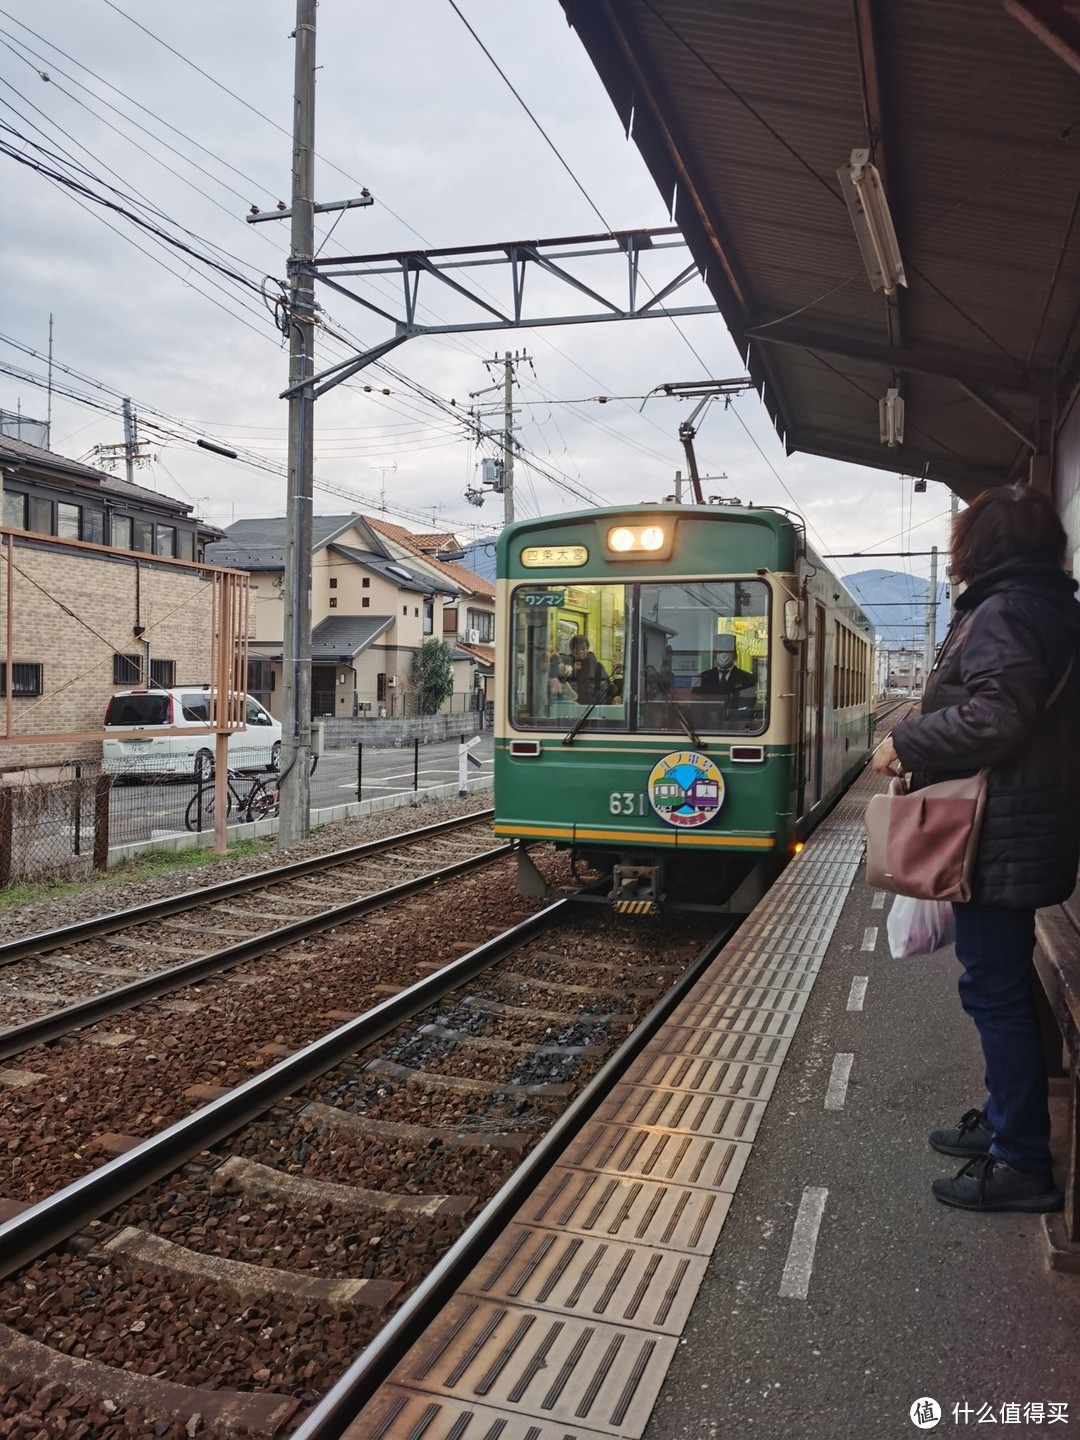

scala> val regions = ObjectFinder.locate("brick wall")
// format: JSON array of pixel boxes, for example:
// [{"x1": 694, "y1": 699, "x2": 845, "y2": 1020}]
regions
[{"x1": 0, "y1": 535, "x2": 219, "y2": 768}]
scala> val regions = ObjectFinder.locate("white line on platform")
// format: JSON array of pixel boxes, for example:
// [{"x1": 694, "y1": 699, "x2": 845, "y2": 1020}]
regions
[
  {"x1": 871, "y1": 891, "x2": 886, "y2": 910},
  {"x1": 824, "y1": 1052, "x2": 854, "y2": 1110},
  {"x1": 779, "y1": 1186, "x2": 828, "y2": 1300},
  {"x1": 847, "y1": 976, "x2": 868, "y2": 1011},
  {"x1": 861, "y1": 927, "x2": 878, "y2": 952}
]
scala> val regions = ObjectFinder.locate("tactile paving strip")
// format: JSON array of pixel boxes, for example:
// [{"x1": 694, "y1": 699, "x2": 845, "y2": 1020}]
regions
[
  {"x1": 395, "y1": 1296, "x2": 680, "y2": 1436},
  {"x1": 463, "y1": 1226, "x2": 708, "y2": 1334},
  {"x1": 362, "y1": 765, "x2": 875, "y2": 1438},
  {"x1": 355, "y1": 1385, "x2": 616, "y2": 1439}
]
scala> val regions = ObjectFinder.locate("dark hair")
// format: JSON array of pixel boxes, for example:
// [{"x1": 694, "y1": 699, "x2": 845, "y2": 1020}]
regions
[{"x1": 950, "y1": 483, "x2": 1067, "y2": 585}]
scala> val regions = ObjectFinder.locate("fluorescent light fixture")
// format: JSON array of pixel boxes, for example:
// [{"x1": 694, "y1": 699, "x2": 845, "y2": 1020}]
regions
[
  {"x1": 838, "y1": 148, "x2": 907, "y2": 296},
  {"x1": 879, "y1": 387, "x2": 905, "y2": 447}
]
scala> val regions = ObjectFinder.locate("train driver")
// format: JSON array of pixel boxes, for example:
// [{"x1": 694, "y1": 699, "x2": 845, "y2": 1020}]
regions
[
  {"x1": 698, "y1": 635, "x2": 755, "y2": 698},
  {"x1": 563, "y1": 634, "x2": 611, "y2": 705}
]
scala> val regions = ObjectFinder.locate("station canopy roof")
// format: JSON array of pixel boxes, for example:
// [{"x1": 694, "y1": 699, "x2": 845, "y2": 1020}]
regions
[{"x1": 560, "y1": 0, "x2": 1080, "y2": 499}]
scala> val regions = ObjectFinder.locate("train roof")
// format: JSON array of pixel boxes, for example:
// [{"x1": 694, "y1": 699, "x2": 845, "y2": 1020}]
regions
[{"x1": 498, "y1": 504, "x2": 874, "y2": 638}]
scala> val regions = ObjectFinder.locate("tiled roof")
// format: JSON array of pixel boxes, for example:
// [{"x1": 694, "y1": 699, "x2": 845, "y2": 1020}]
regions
[
  {"x1": 251, "y1": 614, "x2": 394, "y2": 661},
  {"x1": 365, "y1": 515, "x2": 495, "y2": 598},
  {"x1": 458, "y1": 642, "x2": 495, "y2": 669},
  {"x1": 205, "y1": 515, "x2": 358, "y2": 571}
]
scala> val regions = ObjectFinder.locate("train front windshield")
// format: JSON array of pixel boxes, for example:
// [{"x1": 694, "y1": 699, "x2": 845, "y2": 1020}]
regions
[{"x1": 511, "y1": 579, "x2": 769, "y2": 734}]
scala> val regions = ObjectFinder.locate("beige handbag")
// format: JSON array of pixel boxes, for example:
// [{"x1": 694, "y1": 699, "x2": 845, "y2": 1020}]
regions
[{"x1": 865, "y1": 771, "x2": 989, "y2": 901}]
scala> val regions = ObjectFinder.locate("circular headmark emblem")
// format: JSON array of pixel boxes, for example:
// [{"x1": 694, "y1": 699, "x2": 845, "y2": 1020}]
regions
[{"x1": 647, "y1": 750, "x2": 725, "y2": 828}]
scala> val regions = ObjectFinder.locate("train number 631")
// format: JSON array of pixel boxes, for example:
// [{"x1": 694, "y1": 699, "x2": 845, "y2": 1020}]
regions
[{"x1": 609, "y1": 791, "x2": 645, "y2": 815}]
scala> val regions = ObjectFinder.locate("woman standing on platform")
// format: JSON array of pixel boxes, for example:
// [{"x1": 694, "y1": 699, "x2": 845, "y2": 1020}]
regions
[{"x1": 872, "y1": 483, "x2": 1080, "y2": 1213}]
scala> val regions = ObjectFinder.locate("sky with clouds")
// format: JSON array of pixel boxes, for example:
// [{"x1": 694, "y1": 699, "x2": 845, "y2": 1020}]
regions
[{"x1": 0, "y1": 0, "x2": 952, "y2": 621}]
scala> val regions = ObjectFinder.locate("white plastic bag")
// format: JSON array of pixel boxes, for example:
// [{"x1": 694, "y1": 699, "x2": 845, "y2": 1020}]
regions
[{"x1": 886, "y1": 894, "x2": 956, "y2": 959}]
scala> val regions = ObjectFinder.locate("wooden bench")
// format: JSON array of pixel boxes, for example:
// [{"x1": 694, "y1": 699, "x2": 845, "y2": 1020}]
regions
[{"x1": 1033, "y1": 900, "x2": 1080, "y2": 1270}]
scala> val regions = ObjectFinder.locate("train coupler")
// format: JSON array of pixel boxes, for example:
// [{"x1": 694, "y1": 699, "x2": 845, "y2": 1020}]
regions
[{"x1": 610, "y1": 864, "x2": 662, "y2": 915}]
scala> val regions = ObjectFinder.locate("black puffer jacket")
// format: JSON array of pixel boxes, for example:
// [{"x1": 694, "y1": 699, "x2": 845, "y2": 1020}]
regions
[{"x1": 892, "y1": 560, "x2": 1080, "y2": 908}]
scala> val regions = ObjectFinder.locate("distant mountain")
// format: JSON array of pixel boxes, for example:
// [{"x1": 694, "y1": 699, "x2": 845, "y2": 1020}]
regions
[{"x1": 843, "y1": 569, "x2": 950, "y2": 647}]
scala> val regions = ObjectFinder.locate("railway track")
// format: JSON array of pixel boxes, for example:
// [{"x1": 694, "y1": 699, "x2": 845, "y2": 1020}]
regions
[
  {"x1": 0, "y1": 903, "x2": 733, "y2": 1438},
  {"x1": 0, "y1": 812, "x2": 504, "y2": 1059}
]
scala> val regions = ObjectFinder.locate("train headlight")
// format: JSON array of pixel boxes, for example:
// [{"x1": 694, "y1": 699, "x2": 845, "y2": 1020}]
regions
[{"x1": 605, "y1": 523, "x2": 669, "y2": 556}]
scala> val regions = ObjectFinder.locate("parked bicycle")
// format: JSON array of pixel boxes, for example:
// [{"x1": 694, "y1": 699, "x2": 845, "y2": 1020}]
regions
[
  {"x1": 184, "y1": 769, "x2": 277, "y2": 830},
  {"x1": 184, "y1": 753, "x2": 317, "y2": 832}
]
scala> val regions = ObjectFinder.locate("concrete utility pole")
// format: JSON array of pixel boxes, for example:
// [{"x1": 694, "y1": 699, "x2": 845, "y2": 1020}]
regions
[
  {"x1": 279, "y1": 0, "x2": 317, "y2": 848},
  {"x1": 502, "y1": 352, "x2": 515, "y2": 527},
  {"x1": 924, "y1": 544, "x2": 939, "y2": 687},
  {"x1": 122, "y1": 398, "x2": 136, "y2": 486},
  {"x1": 948, "y1": 489, "x2": 960, "y2": 615}
]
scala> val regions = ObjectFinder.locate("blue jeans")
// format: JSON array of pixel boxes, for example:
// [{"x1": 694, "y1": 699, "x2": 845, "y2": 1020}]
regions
[{"x1": 953, "y1": 902, "x2": 1051, "y2": 1172}]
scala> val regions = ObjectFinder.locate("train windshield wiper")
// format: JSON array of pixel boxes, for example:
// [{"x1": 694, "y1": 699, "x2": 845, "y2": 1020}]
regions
[
  {"x1": 646, "y1": 666, "x2": 704, "y2": 749},
  {"x1": 561, "y1": 673, "x2": 617, "y2": 746}
]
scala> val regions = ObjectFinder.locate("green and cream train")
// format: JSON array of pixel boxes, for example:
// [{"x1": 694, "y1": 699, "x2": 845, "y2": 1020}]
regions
[{"x1": 493, "y1": 503, "x2": 875, "y2": 911}]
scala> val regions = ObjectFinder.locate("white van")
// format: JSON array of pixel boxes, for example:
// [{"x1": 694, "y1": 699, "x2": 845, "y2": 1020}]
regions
[{"x1": 103, "y1": 686, "x2": 281, "y2": 778}]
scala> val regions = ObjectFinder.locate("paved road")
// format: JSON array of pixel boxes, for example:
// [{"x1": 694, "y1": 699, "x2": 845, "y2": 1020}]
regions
[{"x1": 106, "y1": 736, "x2": 495, "y2": 845}]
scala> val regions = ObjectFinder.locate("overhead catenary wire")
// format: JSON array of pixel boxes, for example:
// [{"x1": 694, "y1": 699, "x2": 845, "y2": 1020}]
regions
[{"x1": 4, "y1": 4, "x2": 728, "y2": 491}]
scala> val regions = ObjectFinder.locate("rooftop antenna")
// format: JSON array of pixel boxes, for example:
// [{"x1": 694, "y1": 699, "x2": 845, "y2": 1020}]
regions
[{"x1": 375, "y1": 462, "x2": 397, "y2": 511}]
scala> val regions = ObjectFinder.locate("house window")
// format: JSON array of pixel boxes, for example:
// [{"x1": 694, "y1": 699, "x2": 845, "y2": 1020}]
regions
[
  {"x1": 423, "y1": 599, "x2": 433, "y2": 635},
  {"x1": 113, "y1": 653, "x2": 143, "y2": 685},
  {"x1": 29, "y1": 496, "x2": 52, "y2": 535},
  {"x1": 247, "y1": 659, "x2": 275, "y2": 709},
  {"x1": 362, "y1": 597, "x2": 370, "y2": 608},
  {"x1": 377, "y1": 672, "x2": 387, "y2": 701},
  {"x1": 443, "y1": 606, "x2": 458, "y2": 635},
  {"x1": 403, "y1": 605, "x2": 407, "y2": 616},
  {"x1": 150, "y1": 658, "x2": 176, "y2": 688},
  {"x1": 0, "y1": 662, "x2": 42, "y2": 698},
  {"x1": 329, "y1": 597, "x2": 338, "y2": 608},
  {"x1": 329, "y1": 577, "x2": 338, "y2": 589},
  {"x1": 56, "y1": 502, "x2": 82, "y2": 540},
  {"x1": 83, "y1": 511, "x2": 105, "y2": 544},
  {"x1": 177, "y1": 530, "x2": 194, "y2": 560},
  {"x1": 362, "y1": 577, "x2": 370, "y2": 589},
  {"x1": 466, "y1": 609, "x2": 494, "y2": 642},
  {"x1": 155, "y1": 525, "x2": 177, "y2": 557},
  {"x1": 112, "y1": 516, "x2": 135, "y2": 549},
  {"x1": 133, "y1": 519, "x2": 153, "y2": 553},
  {"x1": 2, "y1": 489, "x2": 27, "y2": 529}
]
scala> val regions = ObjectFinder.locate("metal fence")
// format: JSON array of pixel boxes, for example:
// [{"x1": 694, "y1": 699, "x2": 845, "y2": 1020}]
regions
[
  {"x1": 0, "y1": 763, "x2": 110, "y2": 885},
  {"x1": 0, "y1": 736, "x2": 492, "y2": 878}
]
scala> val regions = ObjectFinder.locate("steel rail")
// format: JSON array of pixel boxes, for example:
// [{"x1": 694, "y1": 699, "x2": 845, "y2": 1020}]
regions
[
  {"x1": 290, "y1": 916, "x2": 739, "y2": 1440},
  {"x1": 0, "y1": 809, "x2": 494, "y2": 964},
  {"x1": 0, "y1": 841, "x2": 512, "y2": 1062},
  {"x1": 0, "y1": 899, "x2": 569, "y2": 1280}
]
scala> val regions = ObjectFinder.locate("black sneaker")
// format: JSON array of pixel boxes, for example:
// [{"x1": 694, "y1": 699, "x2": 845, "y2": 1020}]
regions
[
  {"x1": 932, "y1": 1155, "x2": 1063, "y2": 1213},
  {"x1": 929, "y1": 1107, "x2": 992, "y2": 1157}
]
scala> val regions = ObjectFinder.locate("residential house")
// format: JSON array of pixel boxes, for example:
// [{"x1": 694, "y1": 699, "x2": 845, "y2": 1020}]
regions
[
  {"x1": 205, "y1": 514, "x2": 493, "y2": 718},
  {"x1": 364, "y1": 516, "x2": 497, "y2": 710},
  {"x1": 0, "y1": 435, "x2": 228, "y2": 766}
]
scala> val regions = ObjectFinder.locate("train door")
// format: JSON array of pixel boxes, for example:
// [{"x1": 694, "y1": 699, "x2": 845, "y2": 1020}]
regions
[{"x1": 803, "y1": 602, "x2": 827, "y2": 810}]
